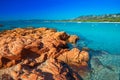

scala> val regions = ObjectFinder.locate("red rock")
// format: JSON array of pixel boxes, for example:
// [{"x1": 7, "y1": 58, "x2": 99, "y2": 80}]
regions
[
  {"x1": 54, "y1": 32, "x2": 69, "y2": 40},
  {"x1": 80, "y1": 51, "x2": 89, "y2": 62},
  {"x1": 57, "y1": 48, "x2": 89, "y2": 68},
  {"x1": 38, "y1": 58, "x2": 80, "y2": 80},
  {"x1": 15, "y1": 64, "x2": 22, "y2": 71},
  {"x1": 20, "y1": 74, "x2": 28, "y2": 80},
  {"x1": 35, "y1": 53, "x2": 47, "y2": 63},
  {"x1": 68, "y1": 35, "x2": 79, "y2": 44},
  {"x1": 23, "y1": 59, "x2": 29, "y2": 64},
  {"x1": 6, "y1": 60, "x2": 15, "y2": 67},
  {"x1": 29, "y1": 62, "x2": 35, "y2": 67},
  {"x1": 0, "y1": 28, "x2": 89, "y2": 80},
  {"x1": 0, "y1": 55, "x2": 2, "y2": 67},
  {"x1": 81, "y1": 61, "x2": 88, "y2": 67},
  {"x1": 29, "y1": 73, "x2": 38, "y2": 80},
  {"x1": 10, "y1": 71, "x2": 18, "y2": 79},
  {"x1": 1, "y1": 74, "x2": 13, "y2": 80}
]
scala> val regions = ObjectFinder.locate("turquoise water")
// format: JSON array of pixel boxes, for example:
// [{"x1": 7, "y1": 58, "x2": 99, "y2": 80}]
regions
[
  {"x1": 0, "y1": 21, "x2": 120, "y2": 79},
  {"x1": 0, "y1": 21, "x2": 120, "y2": 54}
]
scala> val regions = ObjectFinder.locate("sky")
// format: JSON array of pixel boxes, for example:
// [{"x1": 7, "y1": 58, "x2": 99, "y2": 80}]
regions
[{"x1": 0, "y1": 0, "x2": 120, "y2": 20}]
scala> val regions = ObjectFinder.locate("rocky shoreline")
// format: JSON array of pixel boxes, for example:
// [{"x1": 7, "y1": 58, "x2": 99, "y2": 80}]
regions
[{"x1": 0, "y1": 27, "x2": 89, "y2": 80}]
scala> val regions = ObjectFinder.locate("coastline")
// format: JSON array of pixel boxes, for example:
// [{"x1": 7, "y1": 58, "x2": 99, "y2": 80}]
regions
[
  {"x1": 1, "y1": 19, "x2": 120, "y2": 23},
  {"x1": 0, "y1": 24, "x2": 120, "y2": 80},
  {"x1": 43, "y1": 20, "x2": 120, "y2": 23},
  {"x1": 55, "y1": 21, "x2": 120, "y2": 23}
]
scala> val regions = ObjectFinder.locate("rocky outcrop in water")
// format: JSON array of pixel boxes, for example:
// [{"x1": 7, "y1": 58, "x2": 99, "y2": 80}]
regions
[
  {"x1": 0, "y1": 27, "x2": 89, "y2": 80},
  {"x1": 68, "y1": 35, "x2": 79, "y2": 44}
]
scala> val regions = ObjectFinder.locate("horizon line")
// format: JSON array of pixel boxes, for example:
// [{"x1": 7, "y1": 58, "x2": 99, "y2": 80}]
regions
[{"x1": 0, "y1": 12, "x2": 120, "y2": 21}]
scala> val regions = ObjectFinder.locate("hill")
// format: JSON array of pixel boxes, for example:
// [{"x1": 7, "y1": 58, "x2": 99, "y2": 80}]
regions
[{"x1": 73, "y1": 13, "x2": 120, "y2": 22}]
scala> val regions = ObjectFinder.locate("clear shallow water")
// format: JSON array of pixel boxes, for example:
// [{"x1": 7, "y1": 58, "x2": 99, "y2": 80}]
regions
[
  {"x1": 0, "y1": 21, "x2": 120, "y2": 79},
  {"x1": 0, "y1": 21, "x2": 120, "y2": 54}
]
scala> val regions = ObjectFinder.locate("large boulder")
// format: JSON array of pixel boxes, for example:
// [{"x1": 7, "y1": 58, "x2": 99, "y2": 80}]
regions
[
  {"x1": 57, "y1": 48, "x2": 89, "y2": 67},
  {"x1": 0, "y1": 27, "x2": 89, "y2": 79},
  {"x1": 68, "y1": 35, "x2": 79, "y2": 44},
  {"x1": 38, "y1": 58, "x2": 81, "y2": 80},
  {"x1": 0, "y1": 58, "x2": 81, "y2": 80}
]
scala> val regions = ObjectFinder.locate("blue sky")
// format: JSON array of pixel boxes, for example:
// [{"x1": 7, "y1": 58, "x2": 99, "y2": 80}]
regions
[{"x1": 0, "y1": 0, "x2": 120, "y2": 20}]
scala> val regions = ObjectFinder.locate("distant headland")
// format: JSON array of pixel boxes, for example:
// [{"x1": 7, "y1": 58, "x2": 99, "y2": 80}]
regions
[
  {"x1": 40, "y1": 13, "x2": 120, "y2": 22},
  {"x1": 25, "y1": 13, "x2": 120, "y2": 22},
  {"x1": 73, "y1": 13, "x2": 120, "y2": 22},
  {"x1": 0, "y1": 13, "x2": 120, "y2": 22},
  {"x1": 53, "y1": 13, "x2": 120, "y2": 22}
]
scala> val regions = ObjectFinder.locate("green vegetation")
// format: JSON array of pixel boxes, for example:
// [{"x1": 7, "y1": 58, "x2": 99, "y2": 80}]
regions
[
  {"x1": 50, "y1": 13, "x2": 120, "y2": 22},
  {"x1": 17, "y1": 13, "x2": 120, "y2": 22},
  {"x1": 72, "y1": 13, "x2": 120, "y2": 22}
]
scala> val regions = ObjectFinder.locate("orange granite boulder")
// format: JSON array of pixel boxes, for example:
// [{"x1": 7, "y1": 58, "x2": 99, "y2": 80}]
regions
[
  {"x1": 0, "y1": 58, "x2": 81, "y2": 80},
  {"x1": 57, "y1": 48, "x2": 89, "y2": 67},
  {"x1": 68, "y1": 35, "x2": 79, "y2": 44},
  {"x1": 38, "y1": 58, "x2": 80, "y2": 80},
  {"x1": 0, "y1": 27, "x2": 89, "y2": 80}
]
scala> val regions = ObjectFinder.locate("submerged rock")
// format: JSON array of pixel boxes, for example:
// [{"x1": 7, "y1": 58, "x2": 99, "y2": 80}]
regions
[
  {"x1": 0, "y1": 24, "x2": 3, "y2": 27},
  {"x1": 0, "y1": 27, "x2": 89, "y2": 80},
  {"x1": 91, "y1": 57, "x2": 104, "y2": 69},
  {"x1": 89, "y1": 53, "x2": 120, "y2": 80}
]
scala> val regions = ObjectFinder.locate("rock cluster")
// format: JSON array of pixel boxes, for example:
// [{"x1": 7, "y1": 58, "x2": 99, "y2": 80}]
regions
[{"x1": 0, "y1": 27, "x2": 89, "y2": 80}]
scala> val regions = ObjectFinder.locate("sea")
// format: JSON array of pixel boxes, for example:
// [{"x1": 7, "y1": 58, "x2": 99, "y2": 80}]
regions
[{"x1": 0, "y1": 20, "x2": 120, "y2": 80}]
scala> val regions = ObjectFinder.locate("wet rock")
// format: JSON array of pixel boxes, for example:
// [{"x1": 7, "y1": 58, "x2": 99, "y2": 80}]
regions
[
  {"x1": 91, "y1": 58, "x2": 104, "y2": 69},
  {"x1": 82, "y1": 47, "x2": 90, "y2": 51},
  {"x1": 90, "y1": 55, "x2": 119, "y2": 80},
  {"x1": 68, "y1": 35, "x2": 79, "y2": 44}
]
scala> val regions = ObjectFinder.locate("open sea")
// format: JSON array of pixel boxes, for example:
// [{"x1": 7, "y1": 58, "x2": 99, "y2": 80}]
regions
[{"x1": 0, "y1": 20, "x2": 120, "y2": 80}]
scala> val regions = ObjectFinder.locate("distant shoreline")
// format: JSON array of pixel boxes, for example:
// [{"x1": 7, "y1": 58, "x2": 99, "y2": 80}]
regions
[
  {"x1": 75, "y1": 21, "x2": 120, "y2": 23},
  {"x1": 0, "y1": 20, "x2": 120, "y2": 24},
  {"x1": 46, "y1": 21, "x2": 120, "y2": 23}
]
